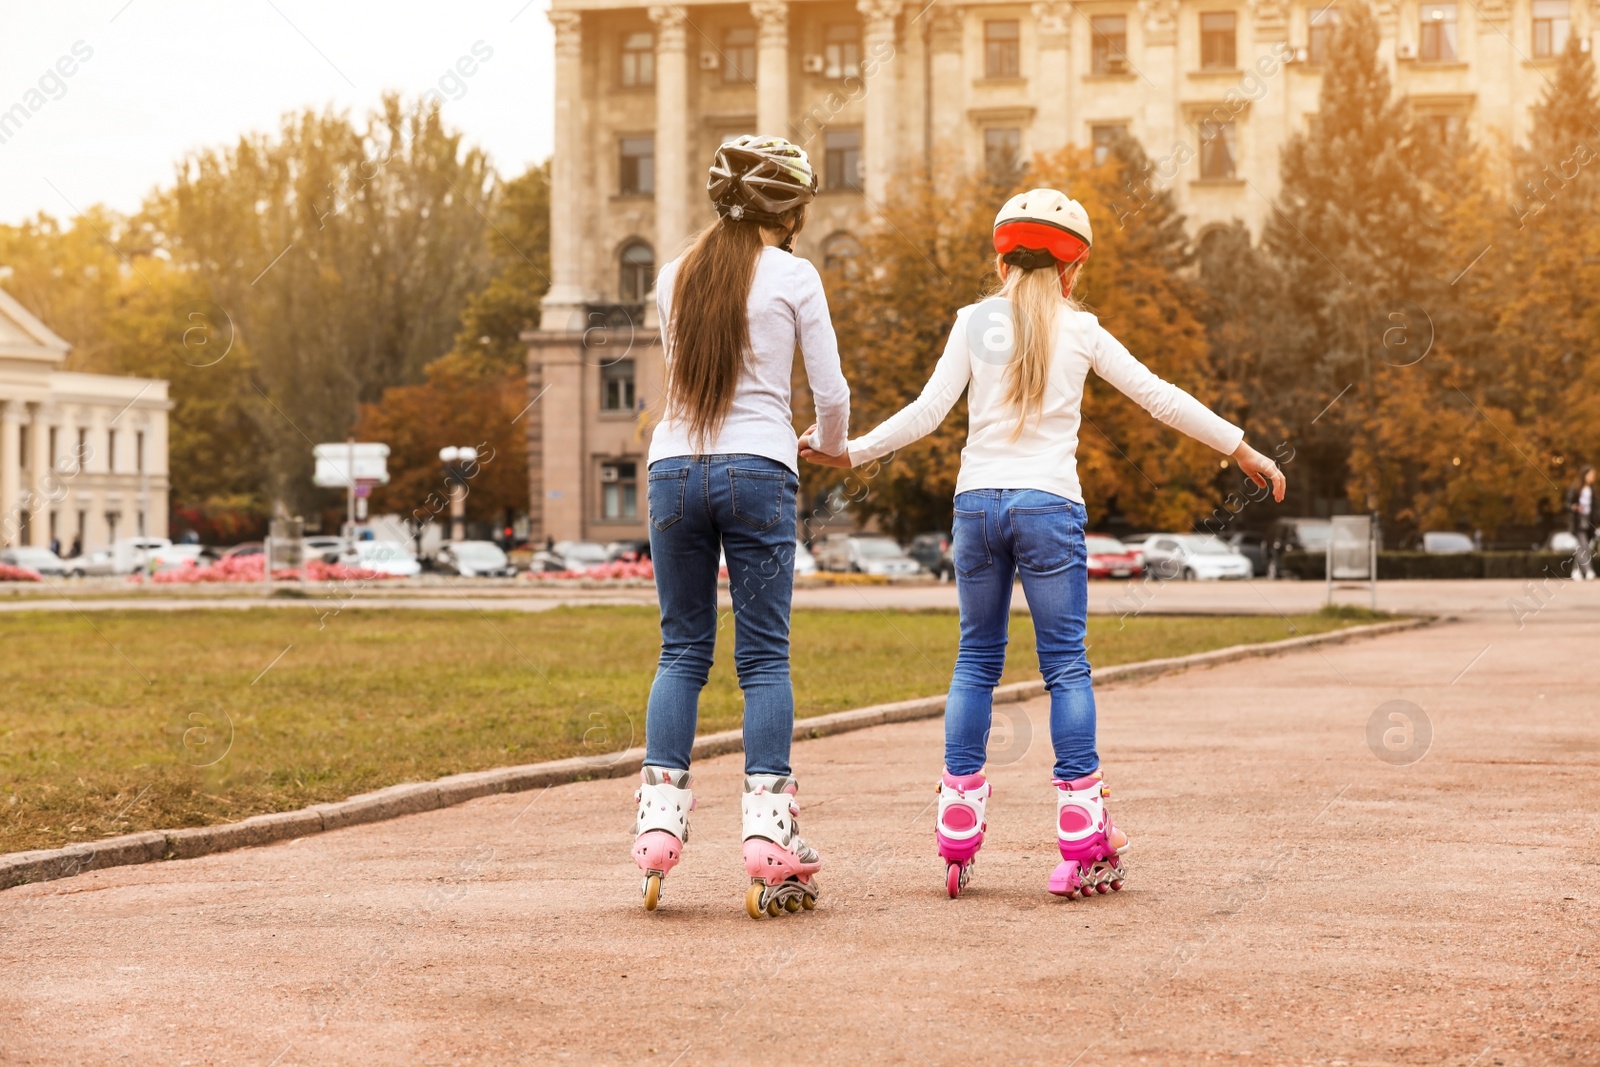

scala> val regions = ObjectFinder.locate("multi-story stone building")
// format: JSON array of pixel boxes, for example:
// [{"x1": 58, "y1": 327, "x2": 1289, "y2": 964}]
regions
[
  {"x1": 526, "y1": 0, "x2": 1594, "y2": 542},
  {"x1": 0, "y1": 287, "x2": 170, "y2": 553}
]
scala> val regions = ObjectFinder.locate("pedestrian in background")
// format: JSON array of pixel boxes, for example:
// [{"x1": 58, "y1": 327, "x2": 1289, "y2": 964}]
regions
[{"x1": 1566, "y1": 465, "x2": 1596, "y2": 580}]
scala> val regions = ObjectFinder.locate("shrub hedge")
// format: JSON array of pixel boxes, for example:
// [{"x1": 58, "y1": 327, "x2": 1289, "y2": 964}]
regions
[{"x1": 1277, "y1": 551, "x2": 1575, "y2": 580}]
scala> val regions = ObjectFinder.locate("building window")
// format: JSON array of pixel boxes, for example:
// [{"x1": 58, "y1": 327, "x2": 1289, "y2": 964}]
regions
[
  {"x1": 107, "y1": 429, "x2": 117, "y2": 472},
  {"x1": 602, "y1": 359, "x2": 637, "y2": 412},
  {"x1": 1091, "y1": 16, "x2": 1129, "y2": 75},
  {"x1": 136, "y1": 430, "x2": 145, "y2": 474},
  {"x1": 17, "y1": 423, "x2": 27, "y2": 470},
  {"x1": 620, "y1": 136, "x2": 655, "y2": 195},
  {"x1": 1418, "y1": 3, "x2": 1458, "y2": 61},
  {"x1": 824, "y1": 128, "x2": 862, "y2": 190},
  {"x1": 822, "y1": 232, "x2": 862, "y2": 276},
  {"x1": 621, "y1": 31, "x2": 655, "y2": 87},
  {"x1": 1091, "y1": 123, "x2": 1128, "y2": 165},
  {"x1": 619, "y1": 241, "x2": 655, "y2": 302},
  {"x1": 138, "y1": 510, "x2": 146, "y2": 537},
  {"x1": 48, "y1": 426, "x2": 57, "y2": 468},
  {"x1": 601, "y1": 461, "x2": 639, "y2": 520},
  {"x1": 824, "y1": 23, "x2": 861, "y2": 79},
  {"x1": 723, "y1": 26, "x2": 757, "y2": 84},
  {"x1": 1532, "y1": 0, "x2": 1569, "y2": 58},
  {"x1": 985, "y1": 20, "x2": 1020, "y2": 77},
  {"x1": 984, "y1": 127, "x2": 1023, "y2": 181},
  {"x1": 76, "y1": 427, "x2": 87, "y2": 469},
  {"x1": 1417, "y1": 112, "x2": 1465, "y2": 144},
  {"x1": 1307, "y1": 6, "x2": 1340, "y2": 63},
  {"x1": 1198, "y1": 118, "x2": 1238, "y2": 178},
  {"x1": 76, "y1": 509, "x2": 86, "y2": 545},
  {"x1": 1200, "y1": 12, "x2": 1237, "y2": 69}
]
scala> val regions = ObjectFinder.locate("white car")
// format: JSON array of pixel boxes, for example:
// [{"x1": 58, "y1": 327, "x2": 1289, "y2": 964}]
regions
[
  {"x1": 846, "y1": 536, "x2": 922, "y2": 577},
  {"x1": 343, "y1": 540, "x2": 422, "y2": 577},
  {"x1": 302, "y1": 536, "x2": 348, "y2": 564},
  {"x1": 793, "y1": 540, "x2": 818, "y2": 576},
  {"x1": 1141, "y1": 534, "x2": 1253, "y2": 581},
  {"x1": 0, "y1": 547, "x2": 69, "y2": 577},
  {"x1": 437, "y1": 540, "x2": 515, "y2": 578},
  {"x1": 148, "y1": 544, "x2": 208, "y2": 572},
  {"x1": 69, "y1": 537, "x2": 172, "y2": 576},
  {"x1": 1421, "y1": 531, "x2": 1475, "y2": 554}
]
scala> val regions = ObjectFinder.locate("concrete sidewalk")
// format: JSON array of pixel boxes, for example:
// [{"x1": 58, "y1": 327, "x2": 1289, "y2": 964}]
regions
[{"x1": 2, "y1": 609, "x2": 1597, "y2": 1065}]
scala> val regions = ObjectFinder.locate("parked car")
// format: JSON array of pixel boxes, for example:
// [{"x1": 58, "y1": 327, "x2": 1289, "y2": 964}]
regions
[
  {"x1": 907, "y1": 532, "x2": 954, "y2": 580},
  {"x1": 436, "y1": 540, "x2": 516, "y2": 578},
  {"x1": 531, "y1": 540, "x2": 611, "y2": 573},
  {"x1": 148, "y1": 544, "x2": 208, "y2": 572},
  {"x1": 0, "y1": 547, "x2": 68, "y2": 577},
  {"x1": 842, "y1": 535, "x2": 921, "y2": 577},
  {"x1": 1545, "y1": 531, "x2": 1582, "y2": 553},
  {"x1": 1421, "y1": 531, "x2": 1475, "y2": 554},
  {"x1": 302, "y1": 536, "x2": 347, "y2": 564},
  {"x1": 1084, "y1": 535, "x2": 1141, "y2": 580},
  {"x1": 1265, "y1": 518, "x2": 1333, "y2": 579},
  {"x1": 1141, "y1": 534, "x2": 1253, "y2": 581},
  {"x1": 793, "y1": 540, "x2": 818, "y2": 576},
  {"x1": 342, "y1": 539, "x2": 422, "y2": 577},
  {"x1": 1225, "y1": 531, "x2": 1269, "y2": 577},
  {"x1": 68, "y1": 537, "x2": 172, "y2": 576},
  {"x1": 605, "y1": 539, "x2": 651, "y2": 562},
  {"x1": 219, "y1": 542, "x2": 264, "y2": 561}
]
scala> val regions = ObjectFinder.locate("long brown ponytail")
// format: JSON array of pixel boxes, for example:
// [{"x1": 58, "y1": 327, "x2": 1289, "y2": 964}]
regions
[{"x1": 666, "y1": 207, "x2": 805, "y2": 450}]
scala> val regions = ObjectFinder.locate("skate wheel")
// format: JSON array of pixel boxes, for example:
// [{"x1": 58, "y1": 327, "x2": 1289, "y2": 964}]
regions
[
  {"x1": 784, "y1": 897, "x2": 801, "y2": 913},
  {"x1": 642, "y1": 874, "x2": 661, "y2": 911},
  {"x1": 766, "y1": 896, "x2": 782, "y2": 917},
  {"x1": 947, "y1": 863, "x2": 962, "y2": 899},
  {"x1": 746, "y1": 881, "x2": 765, "y2": 920},
  {"x1": 1096, "y1": 882, "x2": 1110, "y2": 894},
  {"x1": 801, "y1": 892, "x2": 817, "y2": 910},
  {"x1": 1110, "y1": 879, "x2": 1124, "y2": 891}
]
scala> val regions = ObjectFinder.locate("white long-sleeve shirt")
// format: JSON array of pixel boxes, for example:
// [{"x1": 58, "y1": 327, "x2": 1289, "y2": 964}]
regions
[
  {"x1": 649, "y1": 246, "x2": 850, "y2": 472},
  {"x1": 847, "y1": 303, "x2": 1244, "y2": 503}
]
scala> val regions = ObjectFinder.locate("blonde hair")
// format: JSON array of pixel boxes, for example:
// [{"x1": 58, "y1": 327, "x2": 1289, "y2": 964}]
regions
[{"x1": 993, "y1": 258, "x2": 1082, "y2": 440}]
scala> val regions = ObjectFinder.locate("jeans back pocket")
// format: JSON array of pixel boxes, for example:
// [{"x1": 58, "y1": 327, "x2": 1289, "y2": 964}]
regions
[
  {"x1": 648, "y1": 465, "x2": 690, "y2": 531},
  {"x1": 728, "y1": 466, "x2": 791, "y2": 531},
  {"x1": 1009, "y1": 503, "x2": 1084, "y2": 573},
  {"x1": 952, "y1": 508, "x2": 992, "y2": 577}
]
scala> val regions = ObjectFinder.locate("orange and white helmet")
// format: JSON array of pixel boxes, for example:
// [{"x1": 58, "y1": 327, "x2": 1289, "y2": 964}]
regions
[{"x1": 993, "y1": 188, "x2": 1092, "y2": 270}]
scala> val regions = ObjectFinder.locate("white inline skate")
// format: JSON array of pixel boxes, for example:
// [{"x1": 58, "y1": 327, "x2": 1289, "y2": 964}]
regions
[
  {"x1": 936, "y1": 771, "x2": 991, "y2": 898},
  {"x1": 741, "y1": 774, "x2": 821, "y2": 919},
  {"x1": 632, "y1": 766, "x2": 694, "y2": 911}
]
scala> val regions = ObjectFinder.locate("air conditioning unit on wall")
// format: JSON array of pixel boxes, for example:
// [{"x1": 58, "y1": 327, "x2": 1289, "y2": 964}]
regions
[
  {"x1": 802, "y1": 54, "x2": 826, "y2": 74},
  {"x1": 1285, "y1": 45, "x2": 1308, "y2": 64},
  {"x1": 699, "y1": 51, "x2": 720, "y2": 70},
  {"x1": 600, "y1": 466, "x2": 619, "y2": 482},
  {"x1": 1396, "y1": 42, "x2": 1417, "y2": 59}
]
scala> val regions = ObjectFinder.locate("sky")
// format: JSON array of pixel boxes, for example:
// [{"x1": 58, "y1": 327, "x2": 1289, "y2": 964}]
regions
[{"x1": 0, "y1": 0, "x2": 556, "y2": 225}]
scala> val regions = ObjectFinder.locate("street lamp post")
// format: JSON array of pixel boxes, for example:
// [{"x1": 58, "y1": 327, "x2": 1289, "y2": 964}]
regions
[{"x1": 438, "y1": 446, "x2": 479, "y2": 543}]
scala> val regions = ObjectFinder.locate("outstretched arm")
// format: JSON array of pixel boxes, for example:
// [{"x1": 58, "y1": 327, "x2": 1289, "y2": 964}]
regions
[
  {"x1": 802, "y1": 313, "x2": 973, "y2": 469},
  {"x1": 1091, "y1": 324, "x2": 1285, "y2": 501},
  {"x1": 793, "y1": 262, "x2": 851, "y2": 456}
]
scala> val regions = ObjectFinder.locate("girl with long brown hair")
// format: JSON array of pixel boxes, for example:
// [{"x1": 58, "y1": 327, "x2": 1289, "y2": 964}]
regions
[
  {"x1": 630, "y1": 137, "x2": 850, "y2": 919},
  {"x1": 804, "y1": 189, "x2": 1287, "y2": 900}
]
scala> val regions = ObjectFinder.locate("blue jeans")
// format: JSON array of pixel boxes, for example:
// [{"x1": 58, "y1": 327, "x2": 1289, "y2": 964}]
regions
[
  {"x1": 946, "y1": 489, "x2": 1098, "y2": 781},
  {"x1": 644, "y1": 455, "x2": 800, "y2": 776}
]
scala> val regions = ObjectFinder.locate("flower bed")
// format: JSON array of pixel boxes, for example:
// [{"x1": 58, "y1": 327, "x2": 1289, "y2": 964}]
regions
[
  {"x1": 0, "y1": 564, "x2": 42, "y2": 583},
  {"x1": 523, "y1": 560, "x2": 655, "y2": 581},
  {"x1": 146, "y1": 556, "x2": 392, "y2": 584}
]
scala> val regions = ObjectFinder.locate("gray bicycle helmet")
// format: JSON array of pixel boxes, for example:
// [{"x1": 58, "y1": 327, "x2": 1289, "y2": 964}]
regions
[{"x1": 707, "y1": 135, "x2": 818, "y2": 226}]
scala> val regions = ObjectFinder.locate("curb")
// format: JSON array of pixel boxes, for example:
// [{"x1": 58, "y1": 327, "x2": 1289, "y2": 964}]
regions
[{"x1": 1, "y1": 616, "x2": 1435, "y2": 891}]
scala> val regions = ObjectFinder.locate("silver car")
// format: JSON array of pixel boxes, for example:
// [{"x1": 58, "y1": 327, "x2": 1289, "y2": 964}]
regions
[{"x1": 0, "y1": 547, "x2": 69, "y2": 577}]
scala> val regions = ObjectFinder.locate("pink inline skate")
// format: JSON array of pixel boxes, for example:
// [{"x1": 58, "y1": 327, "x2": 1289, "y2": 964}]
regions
[
  {"x1": 1048, "y1": 772, "x2": 1128, "y2": 899},
  {"x1": 936, "y1": 771, "x2": 991, "y2": 898},
  {"x1": 632, "y1": 766, "x2": 694, "y2": 911},
  {"x1": 741, "y1": 774, "x2": 821, "y2": 919}
]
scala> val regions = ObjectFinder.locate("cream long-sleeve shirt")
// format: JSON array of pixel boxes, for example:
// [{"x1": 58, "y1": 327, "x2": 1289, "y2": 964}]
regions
[
  {"x1": 649, "y1": 246, "x2": 850, "y2": 473},
  {"x1": 847, "y1": 303, "x2": 1243, "y2": 503}
]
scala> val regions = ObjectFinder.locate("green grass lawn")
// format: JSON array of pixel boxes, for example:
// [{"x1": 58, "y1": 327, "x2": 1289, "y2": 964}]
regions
[{"x1": 0, "y1": 606, "x2": 1380, "y2": 852}]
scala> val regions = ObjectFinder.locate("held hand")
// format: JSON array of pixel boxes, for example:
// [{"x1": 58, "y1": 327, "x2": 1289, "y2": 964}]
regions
[
  {"x1": 798, "y1": 424, "x2": 853, "y2": 469},
  {"x1": 1232, "y1": 440, "x2": 1286, "y2": 502}
]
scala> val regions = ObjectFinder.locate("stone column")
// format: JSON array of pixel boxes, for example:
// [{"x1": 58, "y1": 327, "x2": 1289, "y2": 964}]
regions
[
  {"x1": 27, "y1": 403, "x2": 52, "y2": 547},
  {"x1": 926, "y1": 5, "x2": 965, "y2": 194},
  {"x1": 1138, "y1": 0, "x2": 1179, "y2": 186},
  {"x1": 540, "y1": 10, "x2": 588, "y2": 330},
  {"x1": 1032, "y1": 1, "x2": 1073, "y2": 155},
  {"x1": 752, "y1": 1, "x2": 790, "y2": 137},
  {"x1": 857, "y1": 0, "x2": 903, "y2": 206},
  {"x1": 650, "y1": 5, "x2": 691, "y2": 261},
  {"x1": 0, "y1": 401, "x2": 21, "y2": 548}
]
